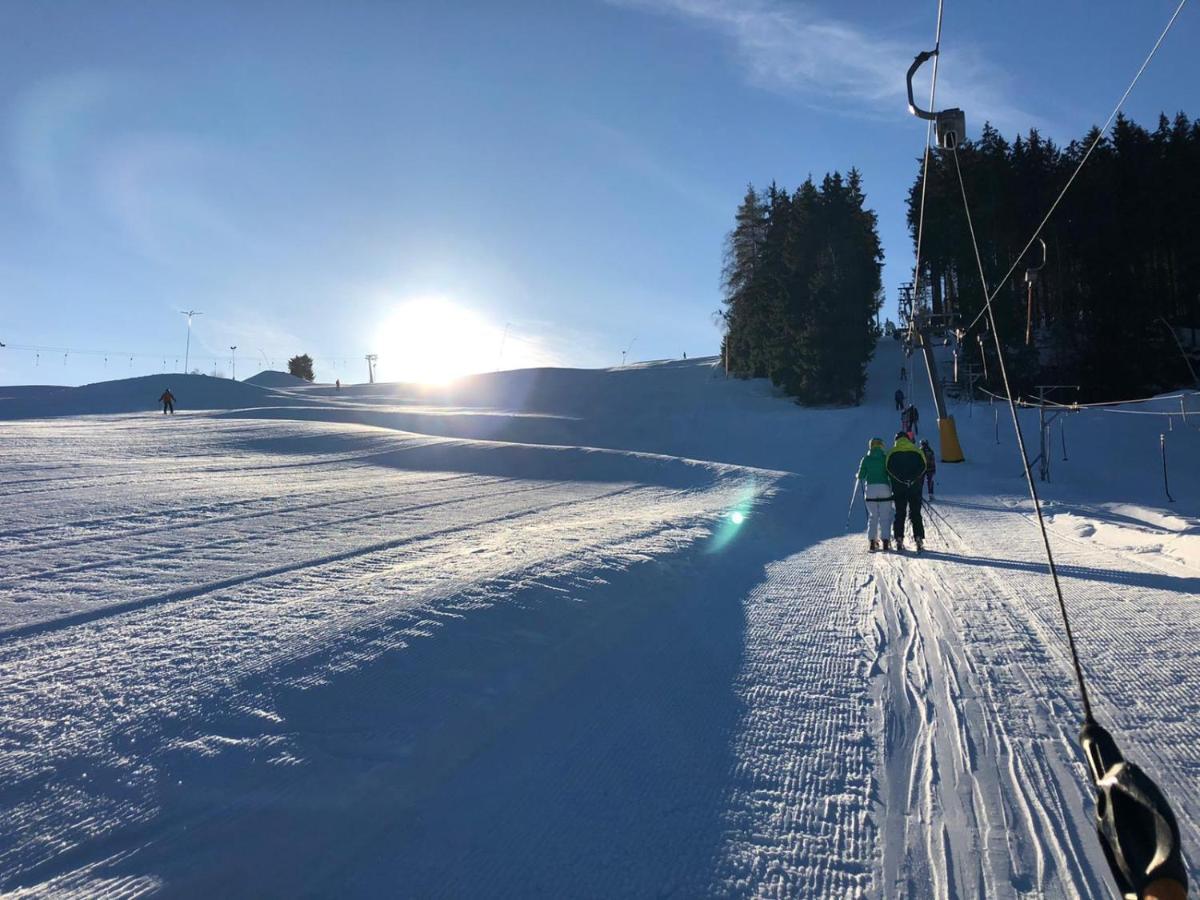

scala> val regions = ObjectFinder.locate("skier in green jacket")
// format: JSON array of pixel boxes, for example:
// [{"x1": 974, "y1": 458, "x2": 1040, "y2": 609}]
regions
[
  {"x1": 856, "y1": 437, "x2": 894, "y2": 552},
  {"x1": 886, "y1": 431, "x2": 928, "y2": 551}
]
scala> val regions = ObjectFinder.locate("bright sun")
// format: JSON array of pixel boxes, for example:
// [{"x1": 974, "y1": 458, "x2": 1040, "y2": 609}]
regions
[{"x1": 375, "y1": 297, "x2": 512, "y2": 384}]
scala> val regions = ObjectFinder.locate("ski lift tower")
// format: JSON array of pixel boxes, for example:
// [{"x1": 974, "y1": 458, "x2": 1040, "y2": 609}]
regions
[
  {"x1": 365, "y1": 354, "x2": 378, "y2": 384},
  {"x1": 905, "y1": 47, "x2": 966, "y2": 463},
  {"x1": 912, "y1": 307, "x2": 964, "y2": 462},
  {"x1": 898, "y1": 283, "x2": 915, "y2": 332}
]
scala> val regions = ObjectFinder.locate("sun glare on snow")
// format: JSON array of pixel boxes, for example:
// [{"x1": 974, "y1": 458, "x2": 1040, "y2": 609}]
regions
[{"x1": 375, "y1": 297, "x2": 516, "y2": 384}]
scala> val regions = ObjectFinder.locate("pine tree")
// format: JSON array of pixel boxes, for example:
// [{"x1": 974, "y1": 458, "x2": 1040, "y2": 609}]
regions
[
  {"x1": 721, "y1": 185, "x2": 768, "y2": 377},
  {"x1": 288, "y1": 354, "x2": 315, "y2": 382}
]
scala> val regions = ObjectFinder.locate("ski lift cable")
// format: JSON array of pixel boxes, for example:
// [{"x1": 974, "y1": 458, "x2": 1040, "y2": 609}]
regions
[
  {"x1": 1043, "y1": 394, "x2": 1200, "y2": 409},
  {"x1": 958, "y1": 0, "x2": 1189, "y2": 340},
  {"x1": 985, "y1": 384, "x2": 1200, "y2": 409},
  {"x1": 907, "y1": 0, "x2": 946, "y2": 336},
  {"x1": 951, "y1": 139, "x2": 1187, "y2": 900},
  {"x1": 949, "y1": 145, "x2": 1094, "y2": 720},
  {"x1": 3, "y1": 343, "x2": 375, "y2": 368}
]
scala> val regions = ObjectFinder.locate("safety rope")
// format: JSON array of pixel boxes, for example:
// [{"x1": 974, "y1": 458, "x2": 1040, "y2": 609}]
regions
[
  {"x1": 950, "y1": 144, "x2": 1095, "y2": 721},
  {"x1": 958, "y1": 0, "x2": 1190, "y2": 340}
]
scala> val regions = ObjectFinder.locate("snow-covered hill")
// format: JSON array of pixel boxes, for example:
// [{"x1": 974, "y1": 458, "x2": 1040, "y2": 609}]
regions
[
  {"x1": 243, "y1": 369, "x2": 316, "y2": 389},
  {"x1": 0, "y1": 345, "x2": 1197, "y2": 896},
  {"x1": 0, "y1": 373, "x2": 301, "y2": 419}
]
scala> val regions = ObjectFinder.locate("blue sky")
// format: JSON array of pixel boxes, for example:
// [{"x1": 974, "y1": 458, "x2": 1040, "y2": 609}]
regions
[{"x1": 1, "y1": 0, "x2": 1197, "y2": 385}]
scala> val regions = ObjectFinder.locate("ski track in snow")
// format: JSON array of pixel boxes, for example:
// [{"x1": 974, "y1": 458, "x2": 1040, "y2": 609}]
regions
[{"x1": 2, "y1": 349, "x2": 1198, "y2": 897}]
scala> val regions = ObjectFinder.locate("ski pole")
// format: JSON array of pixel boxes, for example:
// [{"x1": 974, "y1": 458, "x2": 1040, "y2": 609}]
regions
[{"x1": 845, "y1": 477, "x2": 861, "y2": 530}]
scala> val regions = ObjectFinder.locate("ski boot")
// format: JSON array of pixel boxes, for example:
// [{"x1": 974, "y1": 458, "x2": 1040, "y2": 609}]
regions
[
  {"x1": 881, "y1": 539, "x2": 891, "y2": 551},
  {"x1": 915, "y1": 538, "x2": 925, "y2": 553},
  {"x1": 894, "y1": 538, "x2": 904, "y2": 552},
  {"x1": 869, "y1": 540, "x2": 879, "y2": 553}
]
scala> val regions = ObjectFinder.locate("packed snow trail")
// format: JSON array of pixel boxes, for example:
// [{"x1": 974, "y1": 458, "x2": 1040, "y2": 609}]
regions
[{"x1": 1, "y1": 344, "x2": 1197, "y2": 896}]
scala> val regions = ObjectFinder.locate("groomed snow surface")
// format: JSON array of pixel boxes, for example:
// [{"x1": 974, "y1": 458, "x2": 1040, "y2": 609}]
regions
[{"x1": 1, "y1": 345, "x2": 1198, "y2": 897}]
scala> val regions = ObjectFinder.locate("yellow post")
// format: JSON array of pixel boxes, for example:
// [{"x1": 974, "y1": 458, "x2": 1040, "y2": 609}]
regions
[{"x1": 938, "y1": 416, "x2": 965, "y2": 463}]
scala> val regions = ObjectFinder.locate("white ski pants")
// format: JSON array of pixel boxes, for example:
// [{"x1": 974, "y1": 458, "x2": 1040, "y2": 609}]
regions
[{"x1": 864, "y1": 482, "x2": 894, "y2": 541}]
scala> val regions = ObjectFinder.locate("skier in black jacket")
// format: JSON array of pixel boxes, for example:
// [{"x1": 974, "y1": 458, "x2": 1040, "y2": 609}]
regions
[
  {"x1": 159, "y1": 388, "x2": 175, "y2": 415},
  {"x1": 886, "y1": 431, "x2": 927, "y2": 551},
  {"x1": 920, "y1": 439, "x2": 937, "y2": 498}
]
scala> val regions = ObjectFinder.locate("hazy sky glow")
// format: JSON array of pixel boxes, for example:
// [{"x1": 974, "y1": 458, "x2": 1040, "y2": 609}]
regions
[{"x1": 1, "y1": 0, "x2": 1197, "y2": 385}]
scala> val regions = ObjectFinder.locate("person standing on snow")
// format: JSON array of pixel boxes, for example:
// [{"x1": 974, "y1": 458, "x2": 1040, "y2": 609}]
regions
[
  {"x1": 158, "y1": 388, "x2": 175, "y2": 415},
  {"x1": 903, "y1": 403, "x2": 920, "y2": 437},
  {"x1": 887, "y1": 431, "x2": 927, "y2": 551},
  {"x1": 894, "y1": 388, "x2": 905, "y2": 411},
  {"x1": 920, "y1": 439, "x2": 937, "y2": 498},
  {"x1": 856, "y1": 437, "x2": 894, "y2": 552}
]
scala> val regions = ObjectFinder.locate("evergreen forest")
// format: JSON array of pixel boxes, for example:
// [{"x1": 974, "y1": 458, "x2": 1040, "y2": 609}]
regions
[{"x1": 908, "y1": 113, "x2": 1200, "y2": 400}]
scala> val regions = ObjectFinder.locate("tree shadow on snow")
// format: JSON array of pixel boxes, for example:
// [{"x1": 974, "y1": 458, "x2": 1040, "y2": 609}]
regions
[
  {"x1": 919, "y1": 549, "x2": 1200, "y2": 594},
  {"x1": 77, "y1": 515, "x2": 801, "y2": 897}
]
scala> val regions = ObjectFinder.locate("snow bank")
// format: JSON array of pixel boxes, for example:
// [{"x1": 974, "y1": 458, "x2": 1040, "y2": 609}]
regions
[{"x1": 224, "y1": 358, "x2": 841, "y2": 473}]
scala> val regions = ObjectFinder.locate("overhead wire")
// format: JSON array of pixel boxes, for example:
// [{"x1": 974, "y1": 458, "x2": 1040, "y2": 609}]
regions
[{"x1": 958, "y1": 0, "x2": 1190, "y2": 340}]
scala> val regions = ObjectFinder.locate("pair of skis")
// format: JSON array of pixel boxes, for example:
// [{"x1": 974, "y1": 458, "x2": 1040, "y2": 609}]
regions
[
  {"x1": 851, "y1": 476, "x2": 925, "y2": 552},
  {"x1": 869, "y1": 541, "x2": 923, "y2": 554}
]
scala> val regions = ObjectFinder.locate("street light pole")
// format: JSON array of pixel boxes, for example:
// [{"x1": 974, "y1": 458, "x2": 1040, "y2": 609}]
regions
[
  {"x1": 180, "y1": 310, "x2": 203, "y2": 373},
  {"x1": 230, "y1": 346, "x2": 237, "y2": 380}
]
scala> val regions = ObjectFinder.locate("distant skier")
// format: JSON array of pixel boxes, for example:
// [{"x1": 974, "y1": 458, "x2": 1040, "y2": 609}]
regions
[
  {"x1": 903, "y1": 404, "x2": 919, "y2": 437},
  {"x1": 920, "y1": 439, "x2": 936, "y2": 498},
  {"x1": 887, "y1": 431, "x2": 927, "y2": 551},
  {"x1": 158, "y1": 388, "x2": 175, "y2": 415},
  {"x1": 856, "y1": 437, "x2": 893, "y2": 552},
  {"x1": 894, "y1": 388, "x2": 905, "y2": 411},
  {"x1": 335, "y1": 379, "x2": 341, "y2": 392},
  {"x1": 900, "y1": 365, "x2": 907, "y2": 381}
]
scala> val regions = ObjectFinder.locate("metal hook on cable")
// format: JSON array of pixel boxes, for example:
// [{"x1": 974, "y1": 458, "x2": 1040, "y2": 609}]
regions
[{"x1": 906, "y1": 49, "x2": 966, "y2": 149}]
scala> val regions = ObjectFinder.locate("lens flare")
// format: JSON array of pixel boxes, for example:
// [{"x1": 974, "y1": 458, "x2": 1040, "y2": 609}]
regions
[{"x1": 707, "y1": 481, "x2": 758, "y2": 555}]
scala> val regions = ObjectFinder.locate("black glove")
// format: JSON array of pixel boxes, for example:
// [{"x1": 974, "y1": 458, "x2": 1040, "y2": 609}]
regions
[{"x1": 1080, "y1": 720, "x2": 1187, "y2": 899}]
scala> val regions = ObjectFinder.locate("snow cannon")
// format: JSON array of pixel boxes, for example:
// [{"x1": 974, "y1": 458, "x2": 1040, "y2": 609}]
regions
[{"x1": 937, "y1": 417, "x2": 964, "y2": 463}]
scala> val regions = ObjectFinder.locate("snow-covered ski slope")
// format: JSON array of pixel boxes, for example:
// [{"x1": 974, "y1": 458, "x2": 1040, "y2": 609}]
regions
[{"x1": 1, "y1": 345, "x2": 1197, "y2": 897}]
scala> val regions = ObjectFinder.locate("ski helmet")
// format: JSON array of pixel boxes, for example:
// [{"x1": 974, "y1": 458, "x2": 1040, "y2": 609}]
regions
[
  {"x1": 895, "y1": 430, "x2": 909, "y2": 442},
  {"x1": 869, "y1": 437, "x2": 884, "y2": 449}
]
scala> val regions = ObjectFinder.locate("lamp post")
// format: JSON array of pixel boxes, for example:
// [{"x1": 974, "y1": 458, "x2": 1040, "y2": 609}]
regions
[
  {"x1": 230, "y1": 346, "x2": 237, "y2": 380},
  {"x1": 622, "y1": 336, "x2": 637, "y2": 367},
  {"x1": 180, "y1": 310, "x2": 203, "y2": 373}
]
